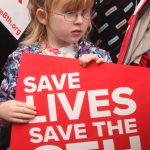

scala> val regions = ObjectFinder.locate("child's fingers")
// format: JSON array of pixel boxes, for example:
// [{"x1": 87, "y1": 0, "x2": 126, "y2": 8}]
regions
[
  {"x1": 9, "y1": 101, "x2": 37, "y2": 115},
  {"x1": 0, "y1": 100, "x2": 37, "y2": 123},
  {"x1": 82, "y1": 54, "x2": 98, "y2": 63},
  {"x1": 14, "y1": 106, "x2": 37, "y2": 115},
  {"x1": 96, "y1": 57, "x2": 106, "y2": 63},
  {"x1": 15, "y1": 101, "x2": 36, "y2": 110},
  {"x1": 79, "y1": 54, "x2": 95, "y2": 66},
  {"x1": 79, "y1": 54, "x2": 105, "y2": 67},
  {"x1": 12, "y1": 112, "x2": 35, "y2": 120},
  {"x1": 6, "y1": 110, "x2": 36, "y2": 123},
  {"x1": 9, "y1": 118, "x2": 30, "y2": 123}
]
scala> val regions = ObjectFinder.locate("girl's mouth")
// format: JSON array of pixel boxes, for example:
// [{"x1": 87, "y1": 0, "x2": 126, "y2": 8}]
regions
[{"x1": 72, "y1": 30, "x2": 82, "y2": 36}]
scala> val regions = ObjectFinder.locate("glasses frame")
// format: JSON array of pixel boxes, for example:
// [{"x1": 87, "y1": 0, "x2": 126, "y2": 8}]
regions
[{"x1": 52, "y1": 9, "x2": 93, "y2": 22}]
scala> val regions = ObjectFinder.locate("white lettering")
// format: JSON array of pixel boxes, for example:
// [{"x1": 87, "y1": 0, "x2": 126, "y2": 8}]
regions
[
  {"x1": 44, "y1": 127, "x2": 59, "y2": 142},
  {"x1": 24, "y1": 76, "x2": 36, "y2": 93},
  {"x1": 112, "y1": 87, "x2": 136, "y2": 115},
  {"x1": 125, "y1": 118, "x2": 138, "y2": 133},
  {"x1": 88, "y1": 89, "x2": 111, "y2": 118},
  {"x1": 68, "y1": 72, "x2": 80, "y2": 89},
  {"x1": 74, "y1": 123, "x2": 87, "y2": 139},
  {"x1": 29, "y1": 127, "x2": 42, "y2": 143},
  {"x1": 56, "y1": 91, "x2": 85, "y2": 121},
  {"x1": 24, "y1": 72, "x2": 80, "y2": 93},
  {"x1": 37, "y1": 75, "x2": 53, "y2": 92}
]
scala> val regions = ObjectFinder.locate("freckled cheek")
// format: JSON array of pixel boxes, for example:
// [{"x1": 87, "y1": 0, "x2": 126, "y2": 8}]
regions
[
  {"x1": 84, "y1": 21, "x2": 90, "y2": 27},
  {"x1": 52, "y1": 23, "x2": 69, "y2": 34},
  {"x1": 83, "y1": 23, "x2": 90, "y2": 32},
  {"x1": 56, "y1": 27, "x2": 71, "y2": 37}
]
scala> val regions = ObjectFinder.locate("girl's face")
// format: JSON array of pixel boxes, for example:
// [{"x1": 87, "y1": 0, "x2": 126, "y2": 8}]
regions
[{"x1": 46, "y1": 1, "x2": 91, "y2": 48}]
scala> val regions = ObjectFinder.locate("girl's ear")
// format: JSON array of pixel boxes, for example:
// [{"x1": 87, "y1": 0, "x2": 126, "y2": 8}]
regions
[{"x1": 36, "y1": 8, "x2": 47, "y2": 25}]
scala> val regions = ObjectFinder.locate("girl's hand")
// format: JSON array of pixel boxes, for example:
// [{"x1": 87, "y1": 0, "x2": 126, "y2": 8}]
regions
[
  {"x1": 79, "y1": 54, "x2": 106, "y2": 67},
  {"x1": 0, "y1": 100, "x2": 37, "y2": 123}
]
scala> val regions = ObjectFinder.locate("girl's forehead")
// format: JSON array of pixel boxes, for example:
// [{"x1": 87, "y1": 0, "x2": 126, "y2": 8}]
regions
[
  {"x1": 52, "y1": 0, "x2": 92, "y2": 11},
  {"x1": 52, "y1": 1, "x2": 67, "y2": 10}
]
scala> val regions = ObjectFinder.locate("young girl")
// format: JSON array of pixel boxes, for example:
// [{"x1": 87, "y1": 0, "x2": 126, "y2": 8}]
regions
[{"x1": 0, "y1": 0, "x2": 111, "y2": 127}]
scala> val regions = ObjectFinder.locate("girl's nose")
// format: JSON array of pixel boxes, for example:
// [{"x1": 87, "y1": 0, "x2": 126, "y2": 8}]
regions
[{"x1": 74, "y1": 13, "x2": 84, "y2": 24}]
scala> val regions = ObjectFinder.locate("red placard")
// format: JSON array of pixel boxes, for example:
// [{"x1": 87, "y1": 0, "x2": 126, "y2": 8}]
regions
[{"x1": 10, "y1": 53, "x2": 150, "y2": 150}]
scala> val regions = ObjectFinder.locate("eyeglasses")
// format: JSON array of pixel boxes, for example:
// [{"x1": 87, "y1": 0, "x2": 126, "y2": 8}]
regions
[{"x1": 52, "y1": 9, "x2": 93, "y2": 22}]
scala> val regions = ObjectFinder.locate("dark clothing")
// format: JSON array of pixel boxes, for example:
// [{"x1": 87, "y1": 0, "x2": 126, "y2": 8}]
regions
[{"x1": 91, "y1": 0, "x2": 137, "y2": 62}]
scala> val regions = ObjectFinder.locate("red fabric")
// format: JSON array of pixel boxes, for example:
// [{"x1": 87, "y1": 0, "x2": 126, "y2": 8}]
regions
[
  {"x1": 139, "y1": 54, "x2": 150, "y2": 67},
  {"x1": 117, "y1": 0, "x2": 148, "y2": 64},
  {"x1": 18, "y1": 0, "x2": 22, "y2": 4},
  {"x1": 117, "y1": 15, "x2": 137, "y2": 64}
]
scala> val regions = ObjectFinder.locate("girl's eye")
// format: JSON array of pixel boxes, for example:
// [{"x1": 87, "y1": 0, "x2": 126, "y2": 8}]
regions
[
  {"x1": 67, "y1": 11, "x2": 76, "y2": 15},
  {"x1": 65, "y1": 11, "x2": 76, "y2": 18},
  {"x1": 83, "y1": 9, "x2": 91, "y2": 15}
]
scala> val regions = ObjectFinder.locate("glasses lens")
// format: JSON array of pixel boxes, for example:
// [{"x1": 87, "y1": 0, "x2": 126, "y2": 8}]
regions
[
  {"x1": 83, "y1": 9, "x2": 92, "y2": 20},
  {"x1": 64, "y1": 9, "x2": 92, "y2": 22},
  {"x1": 65, "y1": 11, "x2": 76, "y2": 21}
]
